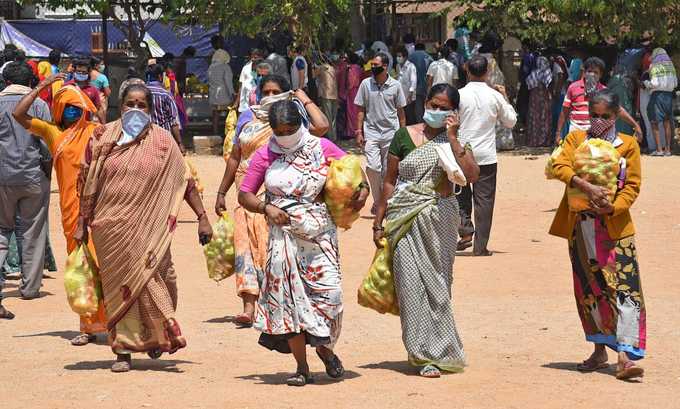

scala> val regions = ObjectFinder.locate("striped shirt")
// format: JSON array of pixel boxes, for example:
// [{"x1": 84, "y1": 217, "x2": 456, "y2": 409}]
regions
[
  {"x1": 563, "y1": 79, "x2": 606, "y2": 131},
  {"x1": 146, "y1": 81, "x2": 179, "y2": 131}
]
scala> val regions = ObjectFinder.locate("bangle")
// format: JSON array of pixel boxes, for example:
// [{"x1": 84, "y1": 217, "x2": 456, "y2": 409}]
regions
[
  {"x1": 196, "y1": 210, "x2": 207, "y2": 221},
  {"x1": 357, "y1": 181, "x2": 370, "y2": 193},
  {"x1": 259, "y1": 202, "x2": 268, "y2": 214},
  {"x1": 372, "y1": 225, "x2": 384, "y2": 232},
  {"x1": 217, "y1": 191, "x2": 226, "y2": 196}
]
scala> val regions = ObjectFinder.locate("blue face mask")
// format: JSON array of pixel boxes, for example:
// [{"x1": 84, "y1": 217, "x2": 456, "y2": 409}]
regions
[
  {"x1": 120, "y1": 108, "x2": 151, "y2": 144},
  {"x1": 62, "y1": 106, "x2": 83, "y2": 124},
  {"x1": 74, "y1": 72, "x2": 89, "y2": 82},
  {"x1": 423, "y1": 109, "x2": 452, "y2": 129}
]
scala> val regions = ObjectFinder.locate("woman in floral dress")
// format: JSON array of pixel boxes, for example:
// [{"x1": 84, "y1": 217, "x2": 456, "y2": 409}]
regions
[{"x1": 238, "y1": 100, "x2": 369, "y2": 386}]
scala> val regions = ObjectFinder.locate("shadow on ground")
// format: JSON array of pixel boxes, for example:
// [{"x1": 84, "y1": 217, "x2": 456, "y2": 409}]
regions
[
  {"x1": 204, "y1": 315, "x2": 237, "y2": 324},
  {"x1": 64, "y1": 359, "x2": 197, "y2": 373},
  {"x1": 3, "y1": 290, "x2": 54, "y2": 299},
  {"x1": 236, "y1": 370, "x2": 361, "y2": 385},
  {"x1": 358, "y1": 361, "x2": 416, "y2": 376},
  {"x1": 14, "y1": 330, "x2": 80, "y2": 340}
]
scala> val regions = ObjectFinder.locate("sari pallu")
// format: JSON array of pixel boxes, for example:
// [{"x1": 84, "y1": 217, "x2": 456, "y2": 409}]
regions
[
  {"x1": 385, "y1": 133, "x2": 466, "y2": 373},
  {"x1": 80, "y1": 121, "x2": 189, "y2": 354},
  {"x1": 255, "y1": 136, "x2": 343, "y2": 353},
  {"x1": 570, "y1": 213, "x2": 646, "y2": 360},
  {"x1": 232, "y1": 117, "x2": 272, "y2": 297}
]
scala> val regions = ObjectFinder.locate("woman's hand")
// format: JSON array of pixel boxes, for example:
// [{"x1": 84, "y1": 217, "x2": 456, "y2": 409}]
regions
[
  {"x1": 73, "y1": 219, "x2": 88, "y2": 245},
  {"x1": 198, "y1": 214, "x2": 213, "y2": 245},
  {"x1": 39, "y1": 73, "x2": 66, "y2": 90},
  {"x1": 589, "y1": 200, "x2": 614, "y2": 215},
  {"x1": 349, "y1": 186, "x2": 369, "y2": 211},
  {"x1": 215, "y1": 193, "x2": 227, "y2": 217},
  {"x1": 293, "y1": 89, "x2": 312, "y2": 105},
  {"x1": 373, "y1": 227, "x2": 385, "y2": 248},
  {"x1": 265, "y1": 204, "x2": 290, "y2": 226},
  {"x1": 446, "y1": 111, "x2": 460, "y2": 139},
  {"x1": 580, "y1": 181, "x2": 611, "y2": 207}
]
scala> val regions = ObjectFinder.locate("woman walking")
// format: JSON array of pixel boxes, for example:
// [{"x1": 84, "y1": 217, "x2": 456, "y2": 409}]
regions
[
  {"x1": 214, "y1": 75, "x2": 328, "y2": 327},
  {"x1": 526, "y1": 56, "x2": 553, "y2": 147},
  {"x1": 238, "y1": 100, "x2": 369, "y2": 386},
  {"x1": 14, "y1": 74, "x2": 107, "y2": 345},
  {"x1": 373, "y1": 84, "x2": 479, "y2": 377},
  {"x1": 77, "y1": 84, "x2": 213, "y2": 372},
  {"x1": 550, "y1": 89, "x2": 645, "y2": 381},
  {"x1": 345, "y1": 52, "x2": 363, "y2": 139}
]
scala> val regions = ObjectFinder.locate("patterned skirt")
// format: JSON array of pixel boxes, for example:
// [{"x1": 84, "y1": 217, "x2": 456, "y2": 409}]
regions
[{"x1": 569, "y1": 214, "x2": 646, "y2": 360}]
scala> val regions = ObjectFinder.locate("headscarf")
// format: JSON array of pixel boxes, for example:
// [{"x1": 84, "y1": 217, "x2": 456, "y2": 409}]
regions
[
  {"x1": 51, "y1": 85, "x2": 98, "y2": 158},
  {"x1": 250, "y1": 91, "x2": 293, "y2": 121},
  {"x1": 526, "y1": 56, "x2": 552, "y2": 90},
  {"x1": 649, "y1": 48, "x2": 677, "y2": 81},
  {"x1": 212, "y1": 49, "x2": 231, "y2": 65},
  {"x1": 568, "y1": 58, "x2": 583, "y2": 82}
]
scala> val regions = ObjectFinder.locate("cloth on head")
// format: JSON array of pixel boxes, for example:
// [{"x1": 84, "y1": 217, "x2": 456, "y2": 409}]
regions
[
  {"x1": 249, "y1": 91, "x2": 293, "y2": 121},
  {"x1": 52, "y1": 85, "x2": 97, "y2": 126},
  {"x1": 526, "y1": 56, "x2": 553, "y2": 90}
]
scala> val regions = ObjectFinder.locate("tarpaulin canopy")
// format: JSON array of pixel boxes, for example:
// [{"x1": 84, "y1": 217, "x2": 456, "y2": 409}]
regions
[{"x1": 0, "y1": 19, "x2": 53, "y2": 56}]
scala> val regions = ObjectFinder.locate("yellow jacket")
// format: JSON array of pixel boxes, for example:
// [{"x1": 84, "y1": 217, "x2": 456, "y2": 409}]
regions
[{"x1": 549, "y1": 130, "x2": 641, "y2": 240}]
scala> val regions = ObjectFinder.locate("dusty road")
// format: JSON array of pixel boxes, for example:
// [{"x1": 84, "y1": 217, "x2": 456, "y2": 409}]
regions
[{"x1": 1, "y1": 153, "x2": 678, "y2": 409}]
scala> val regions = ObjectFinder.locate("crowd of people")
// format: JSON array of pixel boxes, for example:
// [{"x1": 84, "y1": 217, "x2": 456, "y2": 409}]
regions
[{"x1": 0, "y1": 28, "x2": 655, "y2": 384}]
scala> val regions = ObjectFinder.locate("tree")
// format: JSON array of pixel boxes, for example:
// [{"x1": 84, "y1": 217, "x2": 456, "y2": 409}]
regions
[{"x1": 456, "y1": 0, "x2": 680, "y2": 48}]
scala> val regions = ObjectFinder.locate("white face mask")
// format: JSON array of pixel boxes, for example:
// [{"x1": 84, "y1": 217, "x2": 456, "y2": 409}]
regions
[
  {"x1": 119, "y1": 108, "x2": 150, "y2": 145},
  {"x1": 273, "y1": 125, "x2": 305, "y2": 152}
]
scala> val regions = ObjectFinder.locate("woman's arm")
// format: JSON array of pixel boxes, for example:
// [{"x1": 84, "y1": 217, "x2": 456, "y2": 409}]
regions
[
  {"x1": 14, "y1": 73, "x2": 64, "y2": 129},
  {"x1": 294, "y1": 89, "x2": 329, "y2": 137},
  {"x1": 373, "y1": 154, "x2": 399, "y2": 247},
  {"x1": 215, "y1": 143, "x2": 242, "y2": 216},
  {"x1": 185, "y1": 179, "x2": 214, "y2": 245},
  {"x1": 238, "y1": 191, "x2": 290, "y2": 226},
  {"x1": 446, "y1": 114, "x2": 479, "y2": 183}
]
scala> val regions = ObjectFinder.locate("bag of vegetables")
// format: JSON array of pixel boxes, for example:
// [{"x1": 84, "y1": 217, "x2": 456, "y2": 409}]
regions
[
  {"x1": 185, "y1": 158, "x2": 205, "y2": 196},
  {"x1": 357, "y1": 239, "x2": 399, "y2": 315},
  {"x1": 567, "y1": 138, "x2": 620, "y2": 212},
  {"x1": 203, "y1": 212, "x2": 236, "y2": 282},
  {"x1": 223, "y1": 108, "x2": 238, "y2": 160},
  {"x1": 63, "y1": 245, "x2": 101, "y2": 316},
  {"x1": 544, "y1": 144, "x2": 563, "y2": 180},
  {"x1": 324, "y1": 155, "x2": 363, "y2": 229}
]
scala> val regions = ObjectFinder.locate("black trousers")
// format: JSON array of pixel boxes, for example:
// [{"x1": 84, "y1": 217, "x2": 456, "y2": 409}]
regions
[{"x1": 457, "y1": 163, "x2": 497, "y2": 254}]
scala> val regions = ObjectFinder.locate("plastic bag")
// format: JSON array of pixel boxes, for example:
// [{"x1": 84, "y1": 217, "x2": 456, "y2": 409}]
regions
[
  {"x1": 357, "y1": 239, "x2": 399, "y2": 315},
  {"x1": 544, "y1": 144, "x2": 563, "y2": 180},
  {"x1": 324, "y1": 155, "x2": 363, "y2": 229},
  {"x1": 63, "y1": 245, "x2": 101, "y2": 316},
  {"x1": 223, "y1": 108, "x2": 238, "y2": 161},
  {"x1": 567, "y1": 139, "x2": 620, "y2": 212},
  {"x1": 185, "y1": 158, "x2": 204, "y2": 195},
  {"x1": 203, "y1": 212, "x2": 236, "y2": 282}
]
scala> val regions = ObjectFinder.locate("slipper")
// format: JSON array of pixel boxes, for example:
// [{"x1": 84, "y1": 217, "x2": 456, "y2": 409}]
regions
[
  {"x1": 111, "y1": 354, "x2": 132, "y2": 373},
  {"x1": 0, "y1": 306, "x2": 15, "y2": 320},
  {"x1": 420, "y1": 365, "x2": 441, "y2": 378},
  {"x1": 234, "y1": 313, "x2": 253, "y2": 327},
  {"x1": 457, "y1": 239, "x2": 472, "y2": 251},
  {"x1": 286, "y1": 372, "x2": 314, "y2": 387},
  {"x1": 70, "y1": 333, "x2": 97, "y2": 346},
  {"x1": 616, "y1": 361, "x2": 644, "y2": 380},
  {"x1": 316, "y1": 348, "x2": 345, "y2": 378},
  {"x1": 576, "y1": 358, "x2": 608, "y2": 372}
]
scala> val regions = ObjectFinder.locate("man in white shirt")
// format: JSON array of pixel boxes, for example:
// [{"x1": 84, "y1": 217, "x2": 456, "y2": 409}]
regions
[
  {"x1": 426, "y1": 45, "x2": 458, "y2": 93},
  {"x1": 237, "y1": 48, "x2": 264, "y2": 113},
  {"x1": 355, "y1": 52, "x2": 407, "y2": 212},
  {"x1": 289, "y1": 45, "x2": 309, "y2": 91},
  {"x1": 395, "y1": 47, "x2": 417, "y2": 125},
  {"x1": 457, "y1": 55, "x2": 517, "y2": 256}
]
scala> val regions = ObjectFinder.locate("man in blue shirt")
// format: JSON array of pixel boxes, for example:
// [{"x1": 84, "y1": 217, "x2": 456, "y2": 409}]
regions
[{"x1": 408, "y1": 43, "x2": 433, "y2": 122}]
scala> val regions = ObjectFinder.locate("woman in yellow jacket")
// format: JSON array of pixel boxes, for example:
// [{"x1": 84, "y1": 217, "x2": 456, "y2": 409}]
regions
[{"x1": 549, "y1": 89, "x2": 645, "y2": 381}]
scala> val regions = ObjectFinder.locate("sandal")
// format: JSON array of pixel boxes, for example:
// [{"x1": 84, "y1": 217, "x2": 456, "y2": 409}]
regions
[
  {"x1": 147, "y1": 348, "x2": 163, "y2": 360},
  {"x1": 420, "y1": 364, "x2": 441, "y2": 378},
  {"x1": 286, "y1": 372, "x2": 314, "y2": 387},
  {"x1": 457, "y1": 239, "x2": 472, "y2": 251},
  {"x1": 616, "y1": 361, "x2": 644, "y2": 380},
  {"x1": 111, "y1": 354, "x2": 132, "y2": 373},
  {"x1": 576, "y1": 357, "x2": 608, "y2": 372},
  {"x1": 316, "y1": 348, "x2": 345, "y2": 379},
  {"x1": 234, "y1": 313, "x2": 253, "y2": 328},
  {"x1": 0, "y1": 305, "x2": 15, "y2": 320},
  {"x1": 70, "y1": 333, "x2": 97, "y2": 346}
]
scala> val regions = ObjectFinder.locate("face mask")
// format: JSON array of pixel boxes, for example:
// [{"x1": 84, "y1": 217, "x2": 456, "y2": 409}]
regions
[
  {"x1": 330, "y1": 54, "x2": 339, "y2": 63},
  {"x1": 584, "y1": 72, "x2": 599, "y2": 96},
  {"x1": 589, "y1": 117, "x2": 616, "y2": 139},
  {"x1": 371, "y1": 65, "x2": 385, "y2": 77},
  {"x1": 62, "y1": 106, "x2": 83, "y2": 124},
  {"x1": 397, "y1": 56, "x2": 405, "y2": 65},
  {"x1": 74, "y1": 72, "x2": 89, "y2": 82},
  {"x1": 120, "y1": 108, "x2": 151, "y2": 143},
  {"x1": 274, "y1": 126, "x2": 305, "y2": 150},
  {"x1": 98, "y1": 64, "x2": 105, "y2": 72},
  {"x1": 423, "y1": 109, "x2": 452, "y2": 129}
]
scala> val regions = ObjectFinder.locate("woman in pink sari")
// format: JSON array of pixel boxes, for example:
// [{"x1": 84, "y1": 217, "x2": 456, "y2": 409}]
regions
[{"x1": 345, "y1": 52, "x2": 363, "y2": 138}]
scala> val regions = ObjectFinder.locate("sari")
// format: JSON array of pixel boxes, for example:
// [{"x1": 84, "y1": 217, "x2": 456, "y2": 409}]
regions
[
  {"x1": 30, "y1": 85, "x2": 106, "y2": 333},
  {"x1": 345, "y1": 64, "x2": 362, "y2": 138},
  {"x1": 80, "y1": 122, "x2": 189, "y2": 354},
  {"x1": 232, "y1": 112, "x2": 271, "y2": 297},
  {"x1": 385, "y1": 132, "x2": 466, "y2": 373},
  {"x1": 252, "y1": 134, "x2": 344, "y2": 353}
]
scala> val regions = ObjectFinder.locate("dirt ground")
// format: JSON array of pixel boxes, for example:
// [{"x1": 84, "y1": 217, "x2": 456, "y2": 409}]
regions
[{"x1": 1, "y1": 152, "x2": 678, "y2": 409}]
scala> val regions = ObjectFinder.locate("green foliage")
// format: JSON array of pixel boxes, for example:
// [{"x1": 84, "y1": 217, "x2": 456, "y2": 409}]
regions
[{"x1": 457, "y1": 0, "x2": 680, "y2": 47}]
